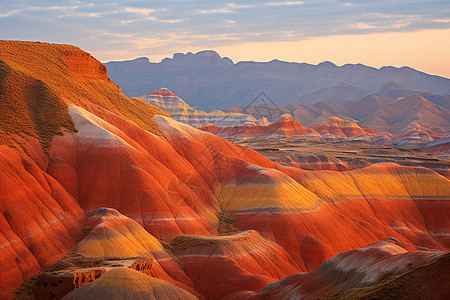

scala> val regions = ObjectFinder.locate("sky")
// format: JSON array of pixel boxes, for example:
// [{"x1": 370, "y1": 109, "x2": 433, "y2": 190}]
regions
[{"x1": 1, "y1": 0, "x2": 450, "y2": 77}]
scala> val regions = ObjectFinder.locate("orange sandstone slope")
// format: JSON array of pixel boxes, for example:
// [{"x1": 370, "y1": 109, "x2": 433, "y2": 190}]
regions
[
  {"x1": 0, "y1": 40, "x2": 449, "y2": 299},
  {"x1": 0, "y1": 40, "x2": 166, "y2": 141},
  {"x1": 154, "y1": 112, "x2": 449, "y2": 271},
  {"x1": 0, "y1": 40, "x2": 192, "y2": 298},
  {"x1": 72, "y1": 208, "x2": 195, "y2": 293},
  {"x1": 62, "y1": 268, "x2": 197, "y2": 300},
  {"x1": 171, "y1": 230, "x2": 300, "y2": 299},
  {"x1": 0, "y1": 40, "x2": 273, "y2": 297},
  {"x1": 0, "y1": 144, "x2": 85, "y2": 299}
]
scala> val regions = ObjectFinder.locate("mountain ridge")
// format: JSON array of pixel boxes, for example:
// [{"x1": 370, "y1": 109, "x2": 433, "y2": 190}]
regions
[{"x1": 105, "y1": 50, "x2": 450, "y2": 110}]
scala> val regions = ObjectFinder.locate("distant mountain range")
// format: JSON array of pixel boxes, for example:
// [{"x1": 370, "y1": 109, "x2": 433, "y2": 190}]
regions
[
  {"x1": 226, "y1": 83, "x2": 450, "y2": 135},
  {"x1": 105, "y1": 50, "x2": 450, "y2": 110},
  {"x1": 134, "y1": 87, "x2": 449, "y2": 152}
]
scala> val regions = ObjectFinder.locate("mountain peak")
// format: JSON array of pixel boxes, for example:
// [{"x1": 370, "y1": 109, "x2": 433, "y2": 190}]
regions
[
  {"x1": 318, "y1": 61, "x2": 337, "y2": 68},
  {"x1": 150, "y1": 87, "x2": 178, "y2": 98},
  {"x1": 195, "y1": 50, "x2": 221, "y2": 58},
  {"x1": 167, "y1": 50, "x2": 233, "y2": 65},
  {"x1": 377, "y1": 81, "x2": 415, "y2": 99},
  {"x1": 275, "y1": 113, "x2": 294, "y2": 123}
]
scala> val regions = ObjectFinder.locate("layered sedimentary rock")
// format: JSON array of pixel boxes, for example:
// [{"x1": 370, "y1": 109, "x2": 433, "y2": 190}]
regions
[
  {"x1": 140, "y1": 88, "x2": 257, "y2": 127},
  {"x1": 393, "y1": 122, "x2": 446, "y2": 148},
  {"x1": 62, "y1": 268, "x2": 197, "y2": 300},
  {"x1": 72, "y1": 208, "x2": 195, "y2": 291},
  {"x1": 225, "y1": 163, "x2": 449, "y2": 271},
  {"x1": 154, "y1": 108, "x2": 449, "y2": 275},
  {"x1": 50, "y1": 104, "x2": 219, "y2": 241},
  {"x1": 171, "y1": 230, "x2": 300, "y2": 299},
  {"x1": 0, "y1": 144, "x2": 85, "y2": 299},
  {"x1": 312, "y1": 116, "x2": 375, "y2": 139},
  {"x1": 424, "y1": 137, "x2": 450, "y2": 157},
  {"x1": 199, "y1": 114, "x2": 320, "y2": 138},
  {"x1": 1, "y1": 40, "x2": 449, "y2": 300},
  {"x1": 247, "y1": 240, "x2": 445, "y2": 299}
]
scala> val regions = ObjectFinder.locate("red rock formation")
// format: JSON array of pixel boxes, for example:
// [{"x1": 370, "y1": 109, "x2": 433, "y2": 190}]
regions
[
  {"x1": 265, "y1": 114, "x2": 320, "y2": 137},
  {"x1": 312, "y1": 116, "x2": 373, "y2": 139},
  {"x1": 72, "y1": 208, "x2": 195, "y2": 293},
  {"x1": 61, "y1": 268, "x2": 197, "y2": 300},
  {"x1": 197, "y1": 123, "x2": 219, "y2": 134},
  {"x1": 424, "y1": 137, "x2": 450, "y2": 157},
  {"x1": 0, "y1": 40, "x2": 449, "y2": 299},
  {"x1": 200, "y1": 113, "x2": 320, "y2": 138},
  {"x1": 247, "y1": 240, "x2": 444, "y2": 299},
  {"x1": 0, "y1": 143, "x2": 85, "y2": 299},
  {"x1": 49, "y1": 105, "x2": 219, "y2": 241},
  {"x1": 171, "y1": 230, "x2": 300, "y2": 299},
  {"x1": 140, "y1": 88, "x2": 257, "y2": 127}
]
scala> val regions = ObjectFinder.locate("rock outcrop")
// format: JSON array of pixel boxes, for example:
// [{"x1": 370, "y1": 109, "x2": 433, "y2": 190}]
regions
[
  {"x1": 61, "y1": 268, "x2": 197, "y2": 300},
  {"x1": 200, "y1": 113, "x2": 320, "y2": 138},
  {"x1": 248, "y1": 240, "x2": 445, "y2": 299},
  {"x1": 171, "y1": 230, "x2": 300, "y2": 299},
  {"x1": 140, "y1": 88, "x2": 257, "y2": 127}
]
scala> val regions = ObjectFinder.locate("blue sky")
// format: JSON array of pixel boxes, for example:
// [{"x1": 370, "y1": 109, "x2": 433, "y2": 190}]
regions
[{"x1": 1, "y1": 1, "x2": 450, "y2": 76}]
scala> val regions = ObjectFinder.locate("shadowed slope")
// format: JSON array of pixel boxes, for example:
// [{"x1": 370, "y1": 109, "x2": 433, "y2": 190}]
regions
[
  {"x1": 324, "y1": 252, "x2": 450, "y2": 300},
  {"x1": 0, "y1": 40, "x2": 167, "y2": 140},
  {"x1": 0, "y1": 60, "x2": 76, "y2": 149},
  {"x1": 248, "y1": 240, "x2": 444, "y2": 300}
]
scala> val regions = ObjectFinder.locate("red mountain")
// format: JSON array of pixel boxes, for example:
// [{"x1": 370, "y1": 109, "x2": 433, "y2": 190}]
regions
[{"x1": 0, "y1": 41, "x2": 448, "y2": 299}]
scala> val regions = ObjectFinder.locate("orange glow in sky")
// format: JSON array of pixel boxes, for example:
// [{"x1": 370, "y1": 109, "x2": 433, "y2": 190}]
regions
[{"x1": 94, "y1": 28, "x2": 450, "y2": 78}]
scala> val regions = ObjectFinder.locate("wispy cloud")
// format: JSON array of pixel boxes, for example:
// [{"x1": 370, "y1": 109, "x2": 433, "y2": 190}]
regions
[
  {"x1": 0, "y1": 9, "x2": 21, "y2": 17},
  {"x1": 0, "y1": 0, "x2": 449, "y2": 65},
  {"x1": 266, "y1": 1, "x2": 304, "y2": 6},
  {"x1": 196, "y1": 8, "x2": 233, "y2": 14},
  {"x1": 433, "y1": 18, "x2": 450, "y2": 23}
]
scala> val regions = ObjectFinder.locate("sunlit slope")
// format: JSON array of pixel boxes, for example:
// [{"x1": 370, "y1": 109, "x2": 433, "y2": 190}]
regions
[
  {"x1": 62, "y1": 268, "x2": 197, "y2": 300},
  {"x1": 0, "y1": 40, "x2": 448, "y2": 299},
  {"x1": 72, "y1": 207, "x2": 195, "y2": 293},
  {"x1": 222, "y1": 163, "x2": 449, "y2": 270},
  {"x1": 0, "y1": 40, "x2": 167, "y2": 143},
  {"x1": 49, "y1": 104, "x2": 220, "y2": 240}
]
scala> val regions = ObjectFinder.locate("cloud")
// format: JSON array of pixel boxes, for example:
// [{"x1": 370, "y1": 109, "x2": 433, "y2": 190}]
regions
[
  {"x1": 196, "y1": 8, "x2": 233, "y2": 14},
  {"x1": 265, "y1": 1, "x2": 304, "y2": 6},
  {"x1": 433, "y1": 18, "x2": 450, "y2": 23},
  {"x1": 0, "y1": 9, "x2": 21, "y2": 17},
  {"x1": 0, "y1": 0, "x2": 449, "y2": 67}
]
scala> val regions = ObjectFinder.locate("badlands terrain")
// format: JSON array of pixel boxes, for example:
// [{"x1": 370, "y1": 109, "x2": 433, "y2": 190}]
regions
[{"x1": 0, "y1": 40, "x2": 449, "y2": 299}]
